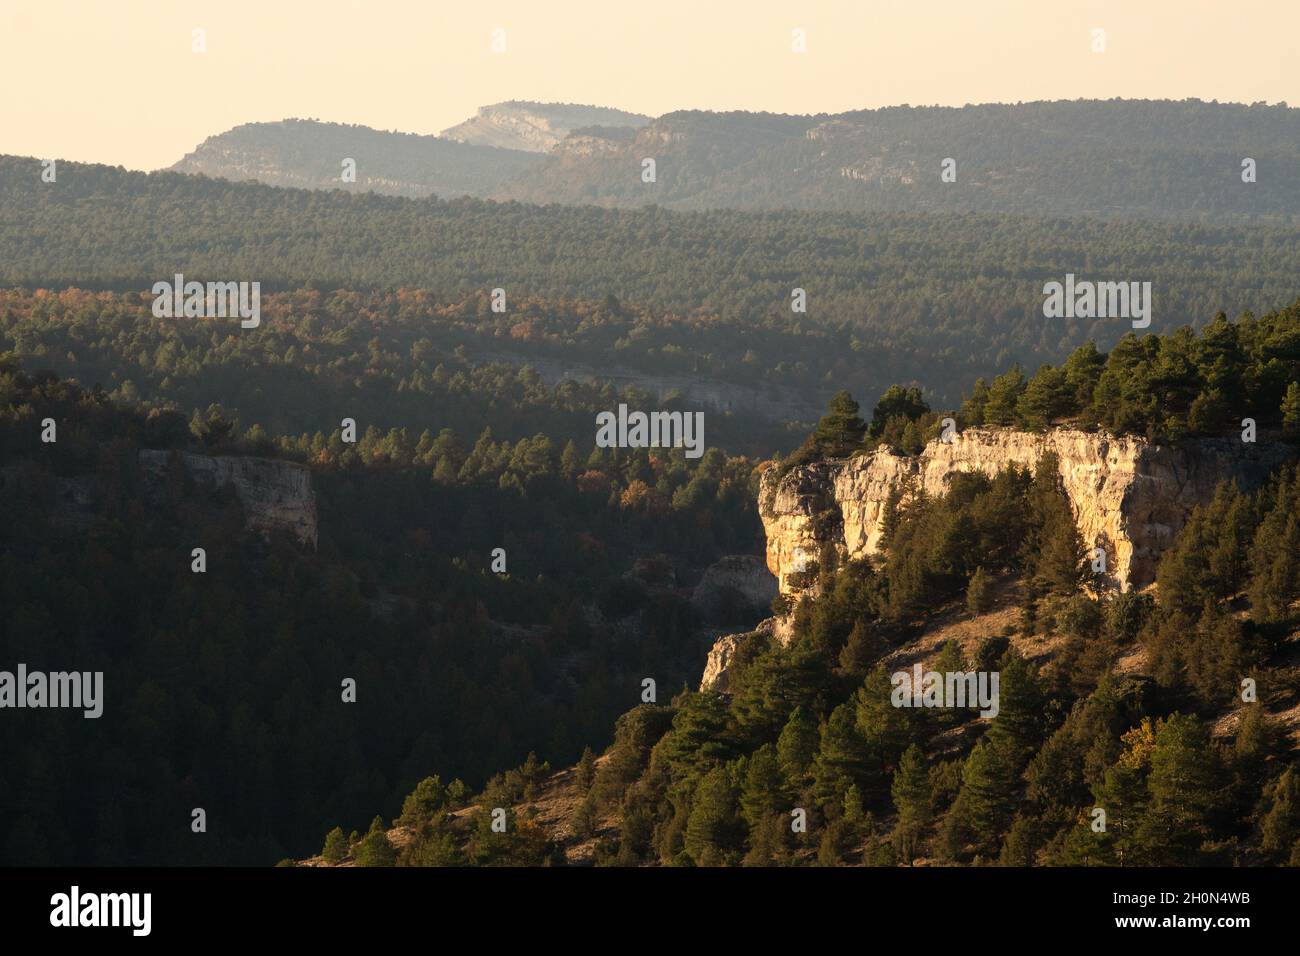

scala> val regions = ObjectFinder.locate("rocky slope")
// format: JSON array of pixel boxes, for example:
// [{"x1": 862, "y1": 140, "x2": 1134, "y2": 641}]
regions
[
  {"x1": 441, "y1": 101, "x2": 650, "y2": 153},
  {"x1": 762, "y1": 427, "x2": 1292, "y2": 600}
]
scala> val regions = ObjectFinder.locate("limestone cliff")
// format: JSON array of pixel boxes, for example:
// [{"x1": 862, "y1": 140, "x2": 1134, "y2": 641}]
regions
[
  {"x1": 761, "y1": 428, "x2": 1292, "y2": 599},
  {"x1": 139, "y1": 450, "x2": 318, "y2": 547}
]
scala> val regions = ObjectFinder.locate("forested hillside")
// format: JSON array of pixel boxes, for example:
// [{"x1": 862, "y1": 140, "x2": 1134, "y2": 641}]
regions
[
  {"x1": 4, "y1": 156, "x2": 1300, "y2": 406},
  {"x1": 313, "y1": 303, "x2": 1300, "y2": 867},
  {"x1": 780, "y1": 298, "x2": 1300, "y2": 469},
  {"x1": 0, "y1": 288, "x2": 805, "y2": 456},
  {"x1": 169, "y1": 119, "x2": 542, "y2": 198},
  {"x1": 0, "y1": 354, "x2": 765, "y2": 864},
  {"x1": 494, "y1": 100, "x2": 1300, "y2": 223}
]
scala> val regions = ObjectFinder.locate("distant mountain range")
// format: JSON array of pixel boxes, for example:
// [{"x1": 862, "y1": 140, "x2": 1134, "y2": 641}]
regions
[
  {"x1": 166, "y1": 99, "x2": 1299, "y2": 222},
  {"x1": 168, "y1": 116, "x2": 543, "y2": 199},
  {"x1": 167, "y1": 102, "x2": 651, "y2": 199},
  {"x1": 492, "y1": 99, "x2": 1300, "y2": 222}
]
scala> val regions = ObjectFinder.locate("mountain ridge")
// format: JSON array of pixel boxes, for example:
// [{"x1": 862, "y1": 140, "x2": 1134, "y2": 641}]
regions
[{"x1": 492, "y1": 98, "x2": 1300, "y2": 222}]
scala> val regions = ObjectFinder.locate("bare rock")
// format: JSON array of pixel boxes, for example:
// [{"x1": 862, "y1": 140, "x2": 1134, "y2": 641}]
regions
[
  {"x1": 139, "y1": 449, "x2": 317, "y2": 547},
  {"x1": 761, "y1": 428, "x2": 1292, "y2": 600}
]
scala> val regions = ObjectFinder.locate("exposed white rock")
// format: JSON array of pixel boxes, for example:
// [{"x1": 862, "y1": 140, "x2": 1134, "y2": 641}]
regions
[
  {"x1": 761, "y1": 428, "x2": 1292, "y2": 600},
  {"x1": 699, "y1": 632, "x2": 746, "y2": 692},
  {"x1": 441, "y1": 102, "x2": 650, "y2": 153}
]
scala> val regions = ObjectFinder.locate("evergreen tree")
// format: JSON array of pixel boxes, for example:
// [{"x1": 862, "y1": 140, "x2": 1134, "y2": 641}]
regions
[
  {"x1": 354, "y1": 816, "x2": 397, "y2": 867},
  {"x1": 776, "y1": 706, "x2": 819, "y2": 788},
  {"x1": 983, "y1": 366, "x2": 1026, "y2": 426},
  {"x1": 959, "y1": 378, "x2": 990, "y2": 428},
  {"x1": 869, "y1": 384, "x2": 930, "y2": 439},
  {"x1": 811, "y1": 390, "x2": 868, "y2": 458},
  {"x1": 1282, "y1": 382, "x2": 1300, "y2": 441},
  {"x1": 951, "y1": 737, "x2": 1019, "y2": 854},
  {"x1": 1260, "y1": 768, "x2": 1300, "y2": 861},
  {"x1": 1136, "y1": 714, "x2": 1225, "y2": 865},
  {"x1": 321, "y1": 826, "x2": 348, "y2": 864},
  {"x1": 576, "y1": 746, "x2": 598, "y2": 792},
  {"x1": 966, "y1": 566, "x2": 995, "y2": 615},
  {"x1": 997, "y1": 813, "x2": 1040, "y2": 866},
  {"x1": 739, "y1": 744, "x2": 787, "y2": 830},
  {"x1": 684, "y1": 765, "x2": 743, "y2": 866},
  {"x1": 812, "y1": 702, "x2": 873, "y2": 813},
  {"x1": 892, "y1": 744, "x2": 932, "y2": 863}
]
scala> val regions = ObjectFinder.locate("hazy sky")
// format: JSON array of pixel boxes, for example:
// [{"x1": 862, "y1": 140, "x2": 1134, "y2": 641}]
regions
[{"x1": 3, "y1": 0, "x2": 1297, "y2": 171}]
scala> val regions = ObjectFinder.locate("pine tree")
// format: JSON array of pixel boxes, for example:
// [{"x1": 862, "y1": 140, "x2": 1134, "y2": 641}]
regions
[
  {"x1": 953, "y1": 737, "x2": 1019, "y2": 853},
  {"x1": 684, "y1": 765, "x2": 743, "y2": 866},
  {"x1": 1024, "y1": 455, "x2": 1085, "y2": 596},
  {"x1": 560, "y1": 439, "x2": 582, "y2": 477},
  {"x1": 1261, "y1": 768, "x2": 1300, "y2": 860},
  {"x1": 811, "y1": 390, "x2": 868, "y2": 458},
  {"x1": 838, "y1": 618, "x2": 884, "y2": 675},
  {"x1": 869, "y1": 385, "x2": 930, "y2": 439},
  {"x1": 321, "y1": 826, "x2": 347, "y2": 864},
  {"x1": 739, "y1": 744, "x2": 787, "y2": 830},
  {"x1": 966, "y1": 566, "x2": 995, "y2": 615},
  {"x1": 354, "y1": 816, "x2": 397, "y2": 867},
  {"x1": 959, "y1": 378, "x2": 990, "y2": 428},
  {"x1": 399, "y1": 775, "x2": 446, "y2": 825},
  {"x1": 855, "y1": 666, "x2": 911, "y2": 771},
  {"x1": 1136, "y1": 714, "x2": 1224, "y2": 865},
  {"x1": 1283, "y1": 382, "x2": 1300, "y2": 441},
  {"x1": 984, "y1": 650, "x2": 1045, "y2": 765},
  {"x1": 983, "y1": 366, "x2": 1026, "y2": 426},
  {"x1": 576, "y1": 746, "x2": 598, "y2": 792},
  {"x1": 892, "y1": 744, "x2": 932, "y2": 863},
  {"x1": 997, "y1": 813, "x2": 1040, "y2": 866},
  {"x1": 742, "y1": 811, "x2": 792, "y2": 867},
  {"x1": 812, "y1": 702, "x2": 872, "y2": 813},
  {"x1": 406, "y1": 814, "x2": 464, "y2": 867},
  {"x1": 776, "y1": 706, "x2": 819, "y2": 788}
]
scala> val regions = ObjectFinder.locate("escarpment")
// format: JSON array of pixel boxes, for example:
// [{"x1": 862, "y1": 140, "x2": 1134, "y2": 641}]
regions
[
  {"x1": 138, "y1": 450, "x2": 318, "y2": 547},
  {"x1": 761, "y1": 428, "x2": 1292, "y2": 600},
  {"x1": 2, "y1": 450, "x2": 318, "y2": 546}
]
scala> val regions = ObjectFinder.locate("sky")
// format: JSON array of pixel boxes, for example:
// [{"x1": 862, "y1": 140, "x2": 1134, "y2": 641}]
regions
[{"x1": 2, "y1": 0, "x2": 1297, "y2": 171}]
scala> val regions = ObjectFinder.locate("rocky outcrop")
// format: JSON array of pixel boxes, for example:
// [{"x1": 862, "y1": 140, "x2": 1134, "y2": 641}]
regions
[
  {"x1": 441, "y1": 102, "x2": 650, "y2": 153},
  {"x1": 699, "y1": 632, "x2": 748, "y2": 693},
  {"x1": 700, "y1": 427, "x2": 1292, "y2": 693},
  {"x1": 762, "y1": 428, "x2": 1292, "y2": 598},
  {"x1": 139, "y1": 450, "x2": 317, "y2": 547}
]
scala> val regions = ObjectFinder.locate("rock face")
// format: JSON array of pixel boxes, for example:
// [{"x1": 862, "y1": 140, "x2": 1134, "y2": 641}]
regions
[
  {"x1": 699, "y1": 621, "x2": 781, "y2": 693},
  {"x1": 699, "y1": 632, "x2": 748, "y2": 693},
  {"x1": 761, "y1": 428, "x2": 1292, "y2": 599},
  {"x1": 139, "y1": 450, "x2": 318, "y2": 547}
]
